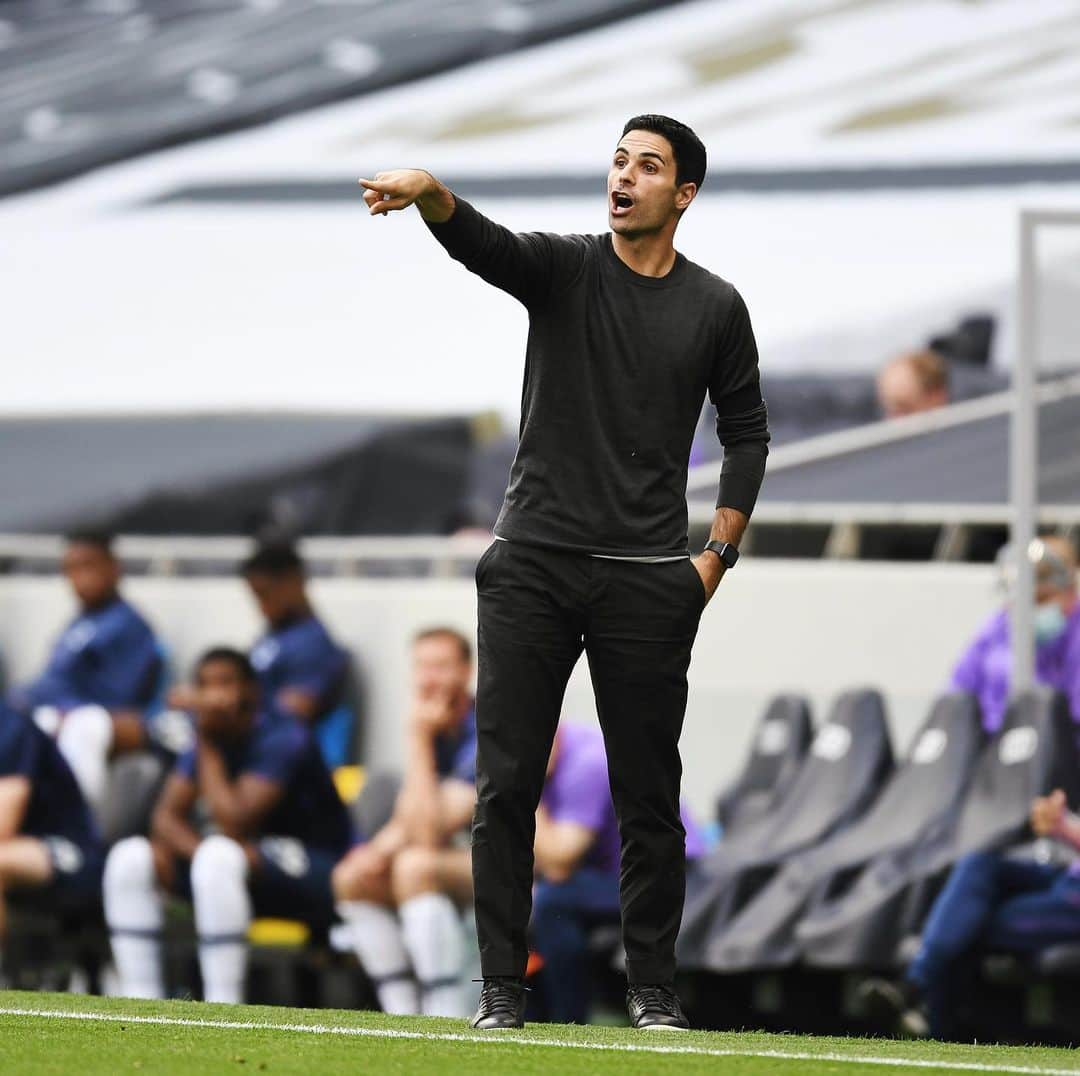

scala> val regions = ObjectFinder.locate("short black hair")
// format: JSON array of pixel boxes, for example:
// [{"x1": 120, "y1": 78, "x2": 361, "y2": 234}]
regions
[
  {"x1": 65, "y1": 529, "x2": 115, "y2": 557},
  {"x1": 241, "y1": 543, "x2": 304, "y2": 579},
  {"x1": 413, "y1": 626, "x2": 472, "y2": 664},
  {"x1": 195, "y1": 646, "x2": 257, "y2": 683},
  {"x1": 621, "y1": 114, "x2": 707, "y2": 190}
]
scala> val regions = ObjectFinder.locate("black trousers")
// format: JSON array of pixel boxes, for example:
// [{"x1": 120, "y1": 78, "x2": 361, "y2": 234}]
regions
[{"x1": 471, "y1": 539, "x2": 705, "y2": 984}]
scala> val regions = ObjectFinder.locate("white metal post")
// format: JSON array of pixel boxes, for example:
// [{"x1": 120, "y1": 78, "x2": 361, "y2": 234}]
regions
[{"x1": 1010, "y1": 212, "x2": 1038, "y2": 693}]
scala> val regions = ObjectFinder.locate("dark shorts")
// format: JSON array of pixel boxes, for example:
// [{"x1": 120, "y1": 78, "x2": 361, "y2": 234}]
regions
[
  {"x1": 173, "y1": 837, "x2": 340, "y2": 927},
  {"x1": 10, "y1": 835, "x2": 104, "y2": 914}
]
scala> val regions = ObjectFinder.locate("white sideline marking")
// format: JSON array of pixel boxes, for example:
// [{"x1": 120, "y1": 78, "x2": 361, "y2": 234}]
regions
[{"x1": 0, "y1": 1006, "x2": 1078, "y2": 1075}]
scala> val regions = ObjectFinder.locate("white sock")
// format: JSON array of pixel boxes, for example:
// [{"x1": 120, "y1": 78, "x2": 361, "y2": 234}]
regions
[
  {"x1": 57, "y1": 705, "x2": 113, "y2": 816},
  {"x1": 336, "y1": 900, "x2": 419, "y2": 1015},
  {"x1": 400, "y1": 893, "x2": 467, "y2": 1017},
  {"x1": 103, "y1": 837, "x2": 165, "y2": 999},
  {"x1": 191, "y1": 835, "x2": 251, "y2": 1004}
]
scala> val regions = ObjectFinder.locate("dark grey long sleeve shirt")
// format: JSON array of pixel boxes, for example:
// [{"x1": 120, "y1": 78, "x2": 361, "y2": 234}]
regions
[{"x1": 427, "y1": 197, "x2": 770, "y2": 558}]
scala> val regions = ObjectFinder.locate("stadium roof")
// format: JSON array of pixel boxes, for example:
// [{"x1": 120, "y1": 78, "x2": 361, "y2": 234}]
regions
[
  {"x1": 0, "y1": 0, "x2": 675, "y2": 198},
  {"x1": 7, "y1": 0, "x2": 1080, "y2": 423},
  {"x1": 687, "y1": 375, "x2": 1080, "y2": 526},
  {"x1": 0, "y1": 412, "x2": 491, "y2": 535},
  {"x1": 10, "y1": 0, "x2": 1080, "y2": 201}
]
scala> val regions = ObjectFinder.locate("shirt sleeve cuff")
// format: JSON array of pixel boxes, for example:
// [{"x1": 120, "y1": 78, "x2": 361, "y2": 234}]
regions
[
  {"x1": 424, "y1": 194, "x2": 474, "y2": 239},
  {"x1": 715, "y1": 442, "x2": 768, "y2": 516}
]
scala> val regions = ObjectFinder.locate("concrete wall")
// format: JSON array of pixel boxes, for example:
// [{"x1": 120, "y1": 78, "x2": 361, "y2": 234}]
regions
[{"x1": 0, "y1": 560, "x2": 1001, "y2": 817}]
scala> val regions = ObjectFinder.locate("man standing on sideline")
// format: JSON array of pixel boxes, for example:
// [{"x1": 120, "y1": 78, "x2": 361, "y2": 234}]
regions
[
  {"x1": 357, "y1": 114, "x2": 769, "y2": 1030},
  {"x1": 532, "y1": 722, "x2": 705, "y2": 1024}
]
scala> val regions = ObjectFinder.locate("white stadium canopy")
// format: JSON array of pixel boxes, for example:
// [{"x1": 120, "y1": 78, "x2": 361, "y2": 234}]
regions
[{"x1": 5, "y1": 0, "x2": 1080, "y2": 421}]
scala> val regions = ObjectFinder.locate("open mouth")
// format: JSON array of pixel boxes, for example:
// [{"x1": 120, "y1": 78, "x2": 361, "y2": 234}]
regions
[{"x1": 611, "y1": 190, "x2": 634, "y2": 214}]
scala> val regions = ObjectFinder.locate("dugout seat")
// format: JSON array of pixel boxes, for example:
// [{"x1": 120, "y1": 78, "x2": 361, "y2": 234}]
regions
[
  {"x1": 715, "y1": 695, "x2": 813, "y2": 837},
  {"x1": 315, "y1": 654, "x2": 368, "y2": 772},
  {"x1": 931, "y1": 690, "x2": 1080, "y2": 858},
  {"x1": 677, "y1": 688, "x2": 893, "y2": 970},
  {"x1": 98, "y1": 750, "x2": 170, "y2": 845},
  {"x1": 347, "y1": 770, "x2": 401, "y2": 840},
  {"x1": 799, "y1": 688, "x2": 1080, "y2": 969},
  {"x1": 704, "y1": 693, "x2": 982, "y2": 972}
]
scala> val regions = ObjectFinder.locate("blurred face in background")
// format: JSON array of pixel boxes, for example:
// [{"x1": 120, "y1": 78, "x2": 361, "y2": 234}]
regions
[
  {"x1": 244, "y1": 569, "x2": 306, "y2": 626},
  {"x1": 1034, "y1": 537, "x2": 1078, "y2": 614},
  {"x1": 195, "y1": 657, "x2": 257, "y2": 740},
  {"x1": 999, "y1": 537, "x2": 1079, "y2": 645},
  {"x1": 411, "y1": 632, "x2": 472, "y2": 730},
  {"x1": 63, "y1": 541, "x2": 120, "y2": 610},
  {"x1": 608, "y1": 129, "x2": 696, "y2": 238},
  {"x1": 877, "y1": 352, "x2": 949, "y2": 419}
]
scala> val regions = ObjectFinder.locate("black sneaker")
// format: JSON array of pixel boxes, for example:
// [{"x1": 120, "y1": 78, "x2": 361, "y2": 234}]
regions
[
  {"x1": 626, "y1": 983, "x2": 690, "y2": 1030},
  {"x1": 855, "y1": 977, "x2": 929, "y2": 1039},
  {"x1": 471, "y1": 977, "x2": 527, "y2": 1030}
]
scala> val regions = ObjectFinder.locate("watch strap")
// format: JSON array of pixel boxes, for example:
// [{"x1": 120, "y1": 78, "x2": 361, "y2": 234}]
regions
[{"x1": 704, "y1": 540, "x2": 740, "y2": 569}]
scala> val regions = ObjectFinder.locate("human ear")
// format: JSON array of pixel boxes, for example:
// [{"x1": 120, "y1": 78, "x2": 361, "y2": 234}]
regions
[{"x1": 675, "y1": 181, "x2": 698, "y2": 211}]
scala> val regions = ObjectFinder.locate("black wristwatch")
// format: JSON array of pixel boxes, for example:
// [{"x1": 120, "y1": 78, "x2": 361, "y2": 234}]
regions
[{"x1": 703, "y1": 540, "x2": 740, "y2": 570}]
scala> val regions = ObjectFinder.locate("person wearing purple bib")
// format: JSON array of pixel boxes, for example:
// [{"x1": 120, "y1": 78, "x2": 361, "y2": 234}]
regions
[
  {"x1": 861, "y1": 537, "x2": 1080, "y2": 1039},
  {"x1": 950, "y1": 537, "x2": 1080, "y2": 736},
  {"x1": 531, "y1": 723, "x2": 704, "y2": 1025}
]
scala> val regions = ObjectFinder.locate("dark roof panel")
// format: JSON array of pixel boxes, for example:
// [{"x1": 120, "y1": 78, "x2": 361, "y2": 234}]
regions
[{"x1": 759, "y1": 393, "x2": 1080, "y2": 506}]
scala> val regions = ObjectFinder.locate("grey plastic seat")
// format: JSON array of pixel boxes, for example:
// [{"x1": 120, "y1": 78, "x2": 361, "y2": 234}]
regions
[
  {"x1": 704, "y1": 693, "x2": 982, "y2": 972},
  {"x1": 677, "y1": 688, "x2": 893, "y2": 970},
  {"x1": 798, "y1": 688, "x2": 1080, "y2": 969},
  {"x1": 98, "y1": 751, "x2": 169, "y2": 845},
  {"x1": 715, "y1": 694, "x2": 813, "y2": 838}
]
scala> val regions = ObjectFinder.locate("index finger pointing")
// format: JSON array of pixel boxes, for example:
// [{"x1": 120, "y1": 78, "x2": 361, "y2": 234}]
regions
[{"x1": 358, "y1": 177, "x2": 389, "y2": 192}]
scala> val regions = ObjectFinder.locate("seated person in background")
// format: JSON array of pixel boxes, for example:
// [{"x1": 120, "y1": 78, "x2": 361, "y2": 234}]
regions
[
  {"x1": 169, "y1": 543, "x2": 351, "y2": 770},
  {"x1": 531, "y1": 722, "x2": 704, "y2": 1026},
  {"x1": 864, "y1": 788, "x2": 1080, "y2": 1041},
  {"x1": 104, "y1": 648, "x2": 354, "y2": 1002},
  {"x1": 7, "y1": 531, "x2": 162, "y2": 816},
  {"x1": 951, "y1": 536, "x2": 1080, "y2": 733},
  {"x1": 0, "y1": 703, "x2": 104, "y2": 972},
  {"x1": 876, "y1": 349, "x2": 949, "y2": 419},
  {"x1": 332, "y1": 627, "x2": 476, "y2": 1017}
]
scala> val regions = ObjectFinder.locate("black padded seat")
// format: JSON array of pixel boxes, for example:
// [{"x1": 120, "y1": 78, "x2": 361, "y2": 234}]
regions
[
  {"x1": 708, "y1": 693, "x2": 982, "y2": 972},
  {"x1": 800, "y1": 688, "x2": 1080, "y2": 970},
  {"x1": 936, "y1": 690, "x2": 1080, "y2": 862},
  {"x1": 715, "y1": 694, "x2": 813, "y2": 838},
  {"x1": 98, "y1": 750, "x2": 169, "y2": 845},
  {"x1": 678, "y1": 688, "x2": 893, "y2": 969},
  {"x1": 349, "y1": 771, "x2": 401, "y2": 840}
]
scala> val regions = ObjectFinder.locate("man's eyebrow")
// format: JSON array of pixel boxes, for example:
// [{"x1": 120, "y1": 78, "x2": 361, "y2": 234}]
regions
[{"x1": 614, "y1": 145, "x2": 667, "y2": 163}]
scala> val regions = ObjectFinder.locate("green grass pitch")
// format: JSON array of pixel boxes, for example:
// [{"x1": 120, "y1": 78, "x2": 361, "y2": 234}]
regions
[{"x1": 2, "y1": 990, "x2": 1079, "y2": 1075}]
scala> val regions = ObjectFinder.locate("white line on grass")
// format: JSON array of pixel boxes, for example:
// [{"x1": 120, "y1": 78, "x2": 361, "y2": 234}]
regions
[{"x1": 0, "y1": 1006, "x2": 1078, "y2": 1075}]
